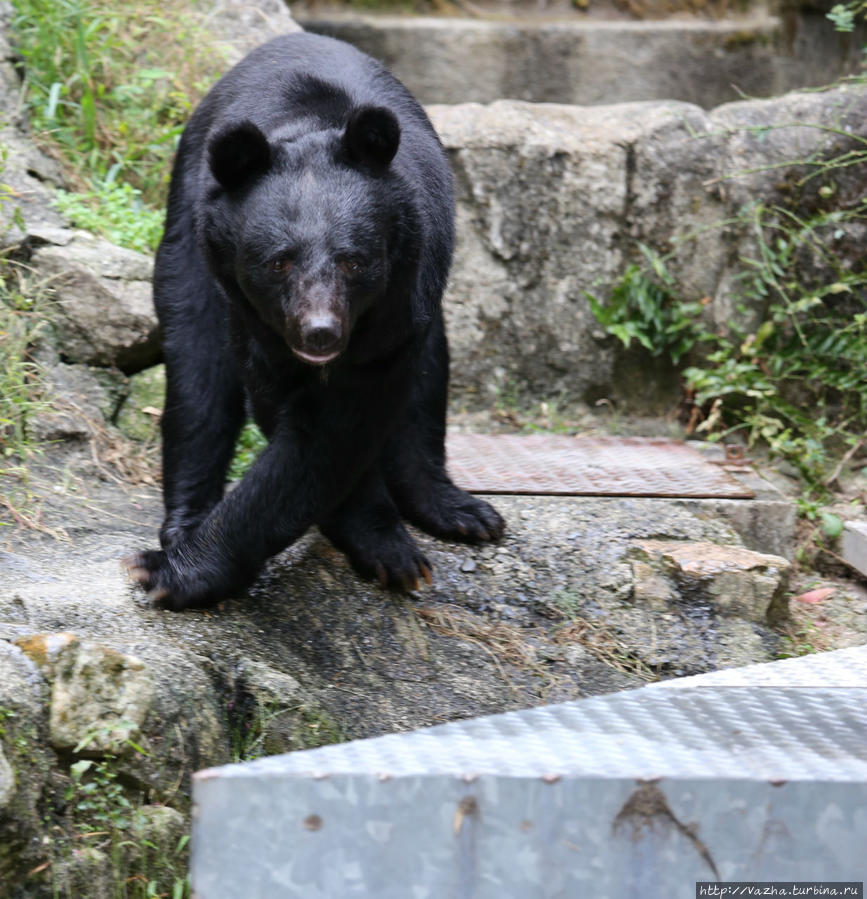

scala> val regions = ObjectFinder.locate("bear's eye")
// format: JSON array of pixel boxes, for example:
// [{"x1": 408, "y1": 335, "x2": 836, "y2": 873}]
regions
[
  {"x1": 271, "y1": 255, "x2": 294, "y2": 275},
  {"x1": 338, "y1": 256, "x2": 365, "y2": 276}
]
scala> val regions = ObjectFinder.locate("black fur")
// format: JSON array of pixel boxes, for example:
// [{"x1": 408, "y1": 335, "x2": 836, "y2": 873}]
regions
[{"x1": 129, "y1": 32, "x2": 504, "y2": 610}]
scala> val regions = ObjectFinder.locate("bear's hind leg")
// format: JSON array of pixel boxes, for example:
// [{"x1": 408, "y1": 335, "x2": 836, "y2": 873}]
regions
[
  {"x1": 384, "y1": 313, "x2": 505, "y2": 545},
  {"x1": 319, "y1": 469, "x2": 432, "y2": 591}
]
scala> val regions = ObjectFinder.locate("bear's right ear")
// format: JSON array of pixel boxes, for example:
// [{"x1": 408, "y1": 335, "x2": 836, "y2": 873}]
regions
[
  {"x1": 343, "y1": 106, "x2": 400, "y2": 169},
  {"x1": 208, "y1": 121, "x2": 272, "y2": 191}
]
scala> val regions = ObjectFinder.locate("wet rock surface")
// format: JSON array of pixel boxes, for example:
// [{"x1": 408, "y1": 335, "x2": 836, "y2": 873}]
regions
[
  {"x1": 0, "y1": 459, "x2": 804, "y2": 753},
  {"x1": 3, "y1": 451, "x2": 865, "y2": 892}
]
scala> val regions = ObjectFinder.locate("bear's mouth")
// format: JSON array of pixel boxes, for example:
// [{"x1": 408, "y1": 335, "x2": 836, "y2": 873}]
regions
[{"x1": 291, "y1": 347, "x2": 341, "y2": 366}]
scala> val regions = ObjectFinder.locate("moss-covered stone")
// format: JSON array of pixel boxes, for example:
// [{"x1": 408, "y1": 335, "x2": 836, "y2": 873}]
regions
[{"x1": 115, "y1": 363, "x2": 165, "y2": 441}]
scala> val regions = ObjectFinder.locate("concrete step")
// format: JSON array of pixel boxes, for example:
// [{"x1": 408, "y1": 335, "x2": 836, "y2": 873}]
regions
[
  {"x1": 447, "y1": 434, "x2": 796, "y2": 559},
  {"x1": 297, "y1": 11, "x2": 863, "y2": 108}
]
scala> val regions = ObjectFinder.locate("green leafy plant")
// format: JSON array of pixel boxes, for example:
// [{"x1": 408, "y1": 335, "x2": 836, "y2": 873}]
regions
[
  {"x1": 682, "y1": 200, "x2": 867, "y2": 491},
  {"x1": 66, "y1": 757, "x2": 133, "y2": 831},
  {"x1": 54, "y1": 181, "x2": 165, "y2": 253},
  {"x1": 56, "y1": 720, "x2": 190, "y2": 898},
  {"x1": 585, "y1": 243, "x2": 707, "y2": 364},
  {"x1": 827, "y1": 0, "x2": 866, "y2": 33},
  {"x1": 590, "y1": 194, "x2": 866, "y2": 499},
  {"x1": 777, "y1": 623, "x2": 820, "y2": 658},
  {"x1": 231, "y1": 697, "x2": 344, "y2": 763}
]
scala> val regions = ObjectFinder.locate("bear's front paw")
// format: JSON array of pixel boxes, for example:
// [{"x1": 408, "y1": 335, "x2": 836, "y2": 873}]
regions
[
  {"x1": 367, "y1": 541, "x2": 433, "y2": 593},
  {"x1": 413, "y1": 485, "x2": 505, "y2": 545},
  {"x1": 124, "y1": 549, "x2": 232, "y2": 611},
  {"x1": 325, "y1": 525, "x2": 433, "y2": 592},
  {"x1": 349, "y1": 537, "x2": 433, "y2": 592},
  {"x1": 446, "y1": 493, "x2": 505, "y2": 544}
]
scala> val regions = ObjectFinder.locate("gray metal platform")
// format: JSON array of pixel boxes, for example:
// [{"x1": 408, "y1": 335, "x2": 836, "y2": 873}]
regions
[{"x1": 192, "y1": 646, "x2": 867, "y2": 898}]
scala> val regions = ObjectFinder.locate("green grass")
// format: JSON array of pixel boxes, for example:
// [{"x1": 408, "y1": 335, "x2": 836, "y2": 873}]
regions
[
  {"x1": 590, "y1": 194, "x2": 867, "y2": 501},
  {"x1": 54, "y1": 182, "x2": 165, "y2": 254},
  {"x1": 0, "y1": 263, "x2": 47, "y2": 464},
  {"x1": 11, "y1": 0, "x2": 228, "y2": 251},
  {"x1": 0, "y1": 147, "x2": 45, "y2": 467}
]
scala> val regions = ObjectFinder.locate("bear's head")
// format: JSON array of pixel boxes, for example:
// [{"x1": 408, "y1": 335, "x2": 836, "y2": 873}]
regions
[{"x1": 202, "y1": 106, "x2": 413, "y2": 367}]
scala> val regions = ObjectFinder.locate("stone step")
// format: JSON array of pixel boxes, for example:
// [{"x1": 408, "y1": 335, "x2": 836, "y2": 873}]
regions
[{"x1": 297, "y1": 11, "x2": 863, "y2": 108}]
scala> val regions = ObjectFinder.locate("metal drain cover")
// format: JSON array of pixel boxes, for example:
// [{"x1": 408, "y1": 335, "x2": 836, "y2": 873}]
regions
[{"x1": 446, "y1": 434, "x2": 754, "y2": 499}]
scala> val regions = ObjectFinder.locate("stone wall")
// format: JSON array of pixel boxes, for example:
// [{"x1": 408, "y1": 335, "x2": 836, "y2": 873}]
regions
[
  {"x1": 432, "y1": 84, "x2": 867, "y2": 411},
  {"x1": 2, "y1": 7, "x2": 865, "y2": 420}
]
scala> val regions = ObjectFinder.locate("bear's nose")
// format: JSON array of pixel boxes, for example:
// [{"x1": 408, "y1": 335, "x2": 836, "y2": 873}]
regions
[{"x1": 301, "y1": 314, "x2": 342, "y2": 354}]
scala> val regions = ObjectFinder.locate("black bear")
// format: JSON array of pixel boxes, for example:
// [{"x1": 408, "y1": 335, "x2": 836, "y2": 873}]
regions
[{"x1": 126, "y1": 32, "x2": 504, "y2": 610}]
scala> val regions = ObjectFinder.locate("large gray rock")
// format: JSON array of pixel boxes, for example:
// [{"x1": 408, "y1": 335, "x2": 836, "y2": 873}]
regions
[
  {"x1": 430, "y1": 82, "x2": 867, "y2": 411},
  {"x1": 205, "y1": 0, "x2": 302, "y2": 64},
  {"x1": 12, "y1": 631, "x2": 230, "y2": 795},
  {"x1": 434, "y1": 99, "x2": 700, "y2": 409},
  {"x1": 30, "y1": 231, "x2": 159, "y2": 373},
  {"x1": 44, "y1": 638, "x2": 155, "y2": 753},
  {"x1": 28, "y1": 353, "x2": 129, "y2": 444}
]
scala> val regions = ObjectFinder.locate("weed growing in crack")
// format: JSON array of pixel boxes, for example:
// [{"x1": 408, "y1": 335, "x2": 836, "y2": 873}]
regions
[
  {"x1": 589, "y1": 195, "x2": 867, "y2": 502},
  {"x1": 0, "y1": 259, "x2": 49, "y2": 479},
  {"x1": 44, "y1": 720, "x2": 191, "y2": 899},
  {"x1": 230, "y1": 695, "x2": 345, "y2": 763},
  {"x1": 586, "y1": 243, "x2": 708, "y2": 365}
]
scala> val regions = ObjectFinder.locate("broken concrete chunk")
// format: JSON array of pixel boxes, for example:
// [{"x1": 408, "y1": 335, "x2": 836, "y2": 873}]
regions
[
  {"x1": 841, "y1": 520, "x2": 867, "y2": 579},
  {"x1": 44, "y1": 638, "x2": 154, "y2": 754},
  {"x1": 631, "y1": 540, "x2": 791, "y2": 624}
]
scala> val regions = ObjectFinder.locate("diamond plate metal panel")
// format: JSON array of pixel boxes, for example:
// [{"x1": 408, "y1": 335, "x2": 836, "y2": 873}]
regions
[
  {"x1": 193, "y1": 648, "x2": 867, "y2": 898},
  {"x1": 204, "y1": 686, "x2": 867, "y2": 782},
  {"x1": 445, "y1": 434, "x2": 755, "y2": 498}
]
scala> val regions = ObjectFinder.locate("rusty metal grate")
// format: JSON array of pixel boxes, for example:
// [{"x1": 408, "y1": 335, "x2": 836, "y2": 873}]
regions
[{"x1": 445, "y1": 434, "x2": 754, "y2": 499}]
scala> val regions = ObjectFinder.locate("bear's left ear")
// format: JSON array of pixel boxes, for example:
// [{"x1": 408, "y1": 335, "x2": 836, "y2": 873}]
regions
[
  {"x1": 208, "y1": 120, "x2": 272, "y2": 191},
  {"x1": 343, "y1": 106, "x2": 401, "y2": 168}
]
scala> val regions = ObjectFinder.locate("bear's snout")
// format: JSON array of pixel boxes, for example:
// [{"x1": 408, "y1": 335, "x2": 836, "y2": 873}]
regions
[
  {"x1": 299, "y1": 312, "x2": 343, "y2": 361},
  {"x1": 287, "y1": 305, "x2": 347, "y2": 366}
]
